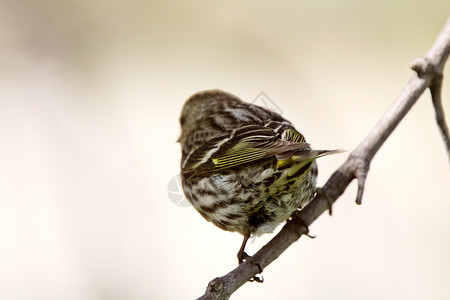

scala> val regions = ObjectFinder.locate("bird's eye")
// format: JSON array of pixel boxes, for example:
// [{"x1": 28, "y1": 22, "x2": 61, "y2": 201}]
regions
[{"x1": 180, "y1": 116, "x2": 186, "y2": 125}]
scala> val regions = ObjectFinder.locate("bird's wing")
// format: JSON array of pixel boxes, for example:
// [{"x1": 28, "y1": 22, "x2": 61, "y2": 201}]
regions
[{"x1": 181, "y1": 124, "x2": 311, "y2": 177}]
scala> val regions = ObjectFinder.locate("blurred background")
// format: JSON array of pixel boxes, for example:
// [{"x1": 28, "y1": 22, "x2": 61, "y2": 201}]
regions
[{"x1": 1, "y1": 1, "x2": 449, "y2": 299}]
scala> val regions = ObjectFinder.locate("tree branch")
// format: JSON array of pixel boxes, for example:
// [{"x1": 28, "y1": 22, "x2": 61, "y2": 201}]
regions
[
  {"x1": 198, "y1": 17, "x2": 450, "y2": 300},
  {"x1": 430, "y1": 74, "x2": 450, "y2": 163}
]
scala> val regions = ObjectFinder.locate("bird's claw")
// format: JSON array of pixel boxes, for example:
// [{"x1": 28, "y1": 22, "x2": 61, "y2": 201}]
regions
[
  {"x1": 316, "y1": 187, "x2": 333, "y2": 216},
  {"x1": 237, "y1": 251, "x2": 264, "y2": 283}
]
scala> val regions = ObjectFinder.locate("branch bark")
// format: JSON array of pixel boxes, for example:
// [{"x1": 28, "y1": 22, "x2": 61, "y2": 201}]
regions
[{"x1": 198, "y1": 17, "x2": 450, "y2": 300}]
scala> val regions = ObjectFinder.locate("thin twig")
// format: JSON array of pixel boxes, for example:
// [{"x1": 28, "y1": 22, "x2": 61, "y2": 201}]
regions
[
  {"x1": 410, "y1": 17, "x2": 450, "y2": 165},
  {"x1": 430, "y1": 77, "x2": 450, "y2": 163},
  {"x1": 198, "y1": 17, "x2": 450, "y2": 300}
]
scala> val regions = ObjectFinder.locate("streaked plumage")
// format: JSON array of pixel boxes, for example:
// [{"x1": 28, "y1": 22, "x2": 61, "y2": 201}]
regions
[{"x1": 178, "y1": 89, "x2": 338, "y2": 264}]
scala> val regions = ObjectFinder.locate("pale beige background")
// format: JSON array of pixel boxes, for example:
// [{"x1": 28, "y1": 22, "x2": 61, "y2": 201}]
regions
[{"x1": 0, "y1": 1, "x2": 449, "y2": 299}]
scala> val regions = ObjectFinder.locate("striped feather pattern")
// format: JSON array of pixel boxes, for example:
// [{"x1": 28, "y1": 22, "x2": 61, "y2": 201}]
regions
[{"x1": 179, "y1": 90, "x2": 338, "y2": 238}]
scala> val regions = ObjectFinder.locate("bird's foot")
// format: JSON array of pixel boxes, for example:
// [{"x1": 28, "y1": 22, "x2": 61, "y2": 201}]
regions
[
  {"x1": 237, "y1": 251, "x2": 264, "y2": 283},
  {"x1": 291, "y1": 213, "x2": 316, "y2": 239},
  {"x1": 316, "y1": 187, "x2": 333, "y2": 216}
]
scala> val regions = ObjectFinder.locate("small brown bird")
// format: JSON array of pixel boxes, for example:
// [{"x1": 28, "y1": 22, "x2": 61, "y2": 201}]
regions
[{"x1": 178, "y1": 90, "x2": 338, "y2": 265}]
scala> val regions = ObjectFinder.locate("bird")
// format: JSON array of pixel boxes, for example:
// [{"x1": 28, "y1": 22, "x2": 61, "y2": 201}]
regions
[{"x1": 178, "y1": 89, "x2": 339, "y2": 268}]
